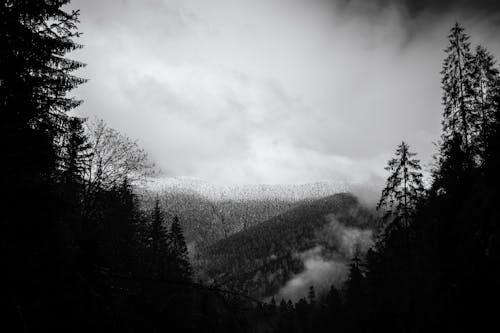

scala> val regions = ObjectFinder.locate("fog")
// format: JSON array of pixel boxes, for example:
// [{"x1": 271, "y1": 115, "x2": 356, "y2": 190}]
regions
[{"x1": 277, "y1": 214, "x2": 373, "y2": 301}]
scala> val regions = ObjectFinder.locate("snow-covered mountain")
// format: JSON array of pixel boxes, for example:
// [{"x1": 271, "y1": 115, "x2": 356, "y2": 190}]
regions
[{"x1": 146, "y1": 176, "x2": 356, "y2": 201}]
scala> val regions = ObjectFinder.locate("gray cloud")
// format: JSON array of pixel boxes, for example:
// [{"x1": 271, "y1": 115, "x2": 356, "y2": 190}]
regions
[
  {"x1": 277, "y1": 246, "x2": 349, "y2": 302},
  {"x1": 336, "y1": 0, "x2": 500, "y2": 18},
  {"x1": 68, "y1": 0, "x2": 500, "y2": 186},
  {"x1": 371, "y1": 0, "x2": 500, "y2": 17},
  {"x1": 332, "y1": 0, "x2": 500, "y2": 48}
]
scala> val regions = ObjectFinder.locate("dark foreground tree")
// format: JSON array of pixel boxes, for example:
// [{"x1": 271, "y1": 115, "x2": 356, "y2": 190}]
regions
[
  {"x1": 441, "y1": 23, "x2": 475, "y2": 154},
  {"x1": 377, "y1": 141, "x2": 425, "y2": 232},
  {"x1": 1, "y1": 1, "x2": 89, "y2": 331},
  {"x1": 146, "y1": 197, "x2": 171, "y2": 278},
  {"x1": 471, "y1": 45, "x2": 500, "y2": 162}
]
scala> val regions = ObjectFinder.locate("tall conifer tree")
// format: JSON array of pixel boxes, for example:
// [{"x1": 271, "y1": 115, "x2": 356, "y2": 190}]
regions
[
  {"x1": 471, "y1": 45, "x2": 500, "y2": 161},
  {"x1": 101, "y1": 178, "x2": 140, "y2": 273},
  {"x1": 2, "y1": 0, "x2": 85, "y2": 183},
  {"x1": 61, "y1": 117, "x2": 91, "y2": 188},
  {"x1": 169, "y1": 216, "x2": 192, "y2": 281},
  {"x1": 148, "y1": 197, "x2": 170, "y2": 278},
  {"x1": 377, "y1": 141, "x2": 425, "y2": 231},
  {"x1": 2, "y1": 1, "x2": 85, "y2": 329},
  {"x1": 441, "y1": 23, "x2": 475, "y2": 154},
  {"x1": 59, "y1": 117, "x2": 91, "y2": 251}
]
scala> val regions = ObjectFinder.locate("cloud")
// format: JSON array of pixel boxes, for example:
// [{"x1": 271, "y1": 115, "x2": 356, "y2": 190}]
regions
[
  {"x1": 277, "y1": 216, "x2": 373, "y2": 301},
  {"x1": 68, "y1": 0, "x2": 500, "y2": 186},
  {"x1": 327, "y1": 215, "x2": 374, "y2": 256},
  {"x1": 334, "y1": 0, "x2": 500, "y2": 25},
  {"x1": 356, "y1": 0, "x2": 500, "y2": 18},
  {"x1": 333, "y1": 0, "x2": 500, "y2": 47},
  {"x1": 277, "y1": 246, "x2": 349, "y2": 302}
]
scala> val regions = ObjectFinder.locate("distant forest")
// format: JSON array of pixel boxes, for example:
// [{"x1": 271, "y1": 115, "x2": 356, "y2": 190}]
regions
[{"x1": 3, "y1": 1, "x2": 500, "y2": 332}]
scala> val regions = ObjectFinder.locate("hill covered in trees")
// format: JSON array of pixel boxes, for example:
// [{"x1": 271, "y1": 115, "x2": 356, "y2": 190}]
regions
[
  {"x1": 200, "y1": 193, "x2": 376, "y2": 299},
  {"x1": 139, "y1": 189, "x2": 301, "y2": 247}
]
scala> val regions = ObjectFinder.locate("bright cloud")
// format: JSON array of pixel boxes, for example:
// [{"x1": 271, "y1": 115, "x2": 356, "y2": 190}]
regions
[{"x1": 68, "y1": 0, "x2": 500, "y2": 186}]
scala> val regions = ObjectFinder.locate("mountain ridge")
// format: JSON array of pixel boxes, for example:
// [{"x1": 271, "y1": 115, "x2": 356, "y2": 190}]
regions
[{"x1": 145, "y1": 176, "x2": 354, "y2": 201}]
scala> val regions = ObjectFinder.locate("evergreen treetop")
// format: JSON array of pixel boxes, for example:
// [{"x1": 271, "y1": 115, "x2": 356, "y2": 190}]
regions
[
  {"x1": 377, "y1": 141, "x2": 425, "y2": 229},
  {"x1": 441, "y1": 23, "x2": 475, "y2": 154},
  {"x1": 471, "y1": 45, "x2": 500, "y2": 160}
]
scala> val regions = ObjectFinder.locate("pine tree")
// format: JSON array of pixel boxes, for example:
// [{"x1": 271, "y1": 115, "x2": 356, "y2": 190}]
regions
[
  {"x1": 104, "y1": 178, "x2": 140, "y2": 273},
  {"x1": 59, "y1": 117, "x2": 92, "y2": 253},
  {"x1": 323, "y1": 285, "x2": 344, "y2": 332},
  {"x1": 344, "y1": 254, "x2": 367, "y2": 332},
  {"x1": 346, "y1": 255, "x2": 363, "y2": 298},
  {"x1": 471, "y1": 45, "x2": 500, "y2": 161},
  {"x1": 60, "y1": 117, "x2": 91, "y2": 194},
  {"x1": 148, "y1": 197, "x2": 170, "y2": 278},
  {"x1": 377, "y1": 141, "x2": 425, "y2": 231},
  {"x1": 484, "y1": 81, "x2": 500, "y2": 168},
  {"x1": 441, "y1": 23, "x2": 475, "y2": 154},
  {"x1": 2, "y1": 2, "x2": 85, "y2": 329},
  {"x1": 433, "y1": 25, "x2": 483, "y2": 196},
  {"x1": 376, "y1": 142, "x2": 424, "y2": 329},
  {"x1": 169, "y1": 216, "x2": 193, "y2": 281},
  {"x1": 307, "y1": 285, "x2": 316, "y2": 305},
  {"x1": 2, "y1": 0, "x2": 85, "y2": 186}
]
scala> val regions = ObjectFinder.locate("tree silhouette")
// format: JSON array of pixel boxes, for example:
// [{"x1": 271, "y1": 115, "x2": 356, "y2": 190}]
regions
[
  {"x1": 344, "y1": 254, "x2": 367, "y2": 332},
  {"x1": 59, "y1": 116, "x2": 92, "y2": 258},
  {"x1": 147, "y1": 196, "x2": 171, "y2": 278},
  {"x1": 84, "y1": 118, "x2": 155, "y2": 190},
  {"x1": 377, "y1": 141, "x2": 424, "y2": 231},
  {"x1": 170, "y1": 216, "x2": 193, "y2": 281},
  {"x1": 103, "y1": 179, "x2": 140, "y2": 273},
  {"x1": 2, "y1": 1, "x2": 87, "y2": 330},
  {"x1": 441, "y1": 23, "x2": 475, "y2": 154},
  {"x1": 471, "y1": 45, "x2": 500, "y2": 161},
  {"x1": 82, "y1": 118, "x2": 155, "y2": 225}
]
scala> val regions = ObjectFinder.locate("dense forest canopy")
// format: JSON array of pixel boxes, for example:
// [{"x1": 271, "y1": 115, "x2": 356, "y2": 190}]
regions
[{"x1": 2, "y1": 1, "x2": 500, "y2": 332}]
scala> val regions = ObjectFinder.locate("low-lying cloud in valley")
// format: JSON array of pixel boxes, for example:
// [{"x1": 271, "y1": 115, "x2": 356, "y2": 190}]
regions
[
  {"x1": 277, "y1": 246, "x2": 349, "y2": 302},
  {"x1": 277, "y1": 215, "x2": 374, "y2": 301}
]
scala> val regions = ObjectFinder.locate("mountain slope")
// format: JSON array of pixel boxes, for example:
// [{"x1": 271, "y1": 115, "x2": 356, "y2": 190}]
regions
[
  {"x1": 139, "y1": 189, "x2": 300, "y2": 247},
  {"x1": 199, "y1": 193, "x2": 376, "y2": 298}
]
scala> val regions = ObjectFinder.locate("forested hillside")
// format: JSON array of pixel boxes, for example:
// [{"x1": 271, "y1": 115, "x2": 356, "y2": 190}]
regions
[
  {"x1": 139, "y1": 189, "x2": 300, "y2": 247},
  {"x1": 201, "y1": 193, "x2": 375, "y2": 298}
]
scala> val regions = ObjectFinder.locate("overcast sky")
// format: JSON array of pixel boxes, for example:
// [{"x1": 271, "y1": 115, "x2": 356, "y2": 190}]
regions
[{"x1": 68, "y1": 0, "x2": 500, "y2": 186}]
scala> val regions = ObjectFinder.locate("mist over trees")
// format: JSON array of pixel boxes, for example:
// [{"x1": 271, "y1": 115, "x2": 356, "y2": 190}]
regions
[{"x1": 3, "y1": 1, "x2": 500, "y2": 331}]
